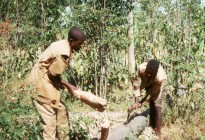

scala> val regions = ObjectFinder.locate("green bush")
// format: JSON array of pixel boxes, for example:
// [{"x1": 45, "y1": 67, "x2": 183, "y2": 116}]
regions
[{"x1": 0, "y1": 90, "x2": 43, "y2": 139}]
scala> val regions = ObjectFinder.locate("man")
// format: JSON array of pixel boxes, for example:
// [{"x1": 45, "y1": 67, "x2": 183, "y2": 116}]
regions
[
  {"x1": 128, "y1": 59, "x2": 167, "y2": 139},
  {"x1": 28, "y1": 27, "x2": 85, "y2": 140}
]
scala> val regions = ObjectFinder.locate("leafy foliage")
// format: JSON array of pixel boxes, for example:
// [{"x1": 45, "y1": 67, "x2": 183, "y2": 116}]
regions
[
  {"x1": 69, "y1": 116, "x2": 93, "y2": 140},
  {"x1": 0, "y1": 89, "x2": 43, "y2": 139},
  {"x1": 0, "y1": 0, "x2": 205, "y2": 139}
]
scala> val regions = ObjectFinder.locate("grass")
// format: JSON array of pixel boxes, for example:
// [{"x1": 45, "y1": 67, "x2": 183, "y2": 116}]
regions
[
  {"x1": 162, "y1": 116, "x2": 205, "y2": 140},
  {"x1": 0, "y1": 77, "x2": 204, "y2": 139}
]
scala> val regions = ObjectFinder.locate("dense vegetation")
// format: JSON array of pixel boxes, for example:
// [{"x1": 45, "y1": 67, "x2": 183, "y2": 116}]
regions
[{"x1": 0, "y1": 0, "x2": 204, "y2": 139}]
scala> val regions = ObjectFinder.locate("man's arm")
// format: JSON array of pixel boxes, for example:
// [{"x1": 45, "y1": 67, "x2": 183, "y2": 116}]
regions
[
  {"x1": 47, "y1": 70, "x2": 78, "y2": 97},
  {"x1": 127, "y1": 69, "x2": 142, "y2": 114},
  {"x1": 47, "y1": 72, "x2": 65, "y2": 89},
  {"x1": 60, "y1": 80, "x2": 78, "y2": 97}
]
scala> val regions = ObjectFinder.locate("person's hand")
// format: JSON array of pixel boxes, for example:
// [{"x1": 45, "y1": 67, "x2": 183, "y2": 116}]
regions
[
  {"x1": 70, "y1": 90, "x2": 79, "y2": 98},
  {"x1": 60, "y1": 80, "x2": 78, "y2": 97},
  {"x1": 125, "y1": 102, "x2": 142, "y2": 125},
  {"x1": 66, "y1": 86, "x2": 78, "y2": 97},
  {"x1": 128, "y1": 102, "x2": 142, "y2": 114}
]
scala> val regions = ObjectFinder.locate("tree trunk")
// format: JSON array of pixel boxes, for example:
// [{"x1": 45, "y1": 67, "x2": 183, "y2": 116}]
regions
[{"x1": 128, "y1": 5, "x2": 135, "y2": 74}]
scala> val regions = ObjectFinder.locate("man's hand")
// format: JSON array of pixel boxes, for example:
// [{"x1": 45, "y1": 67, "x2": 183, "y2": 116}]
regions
[
  {"x1": 128, "y1": 102, "x2": 142, "y2": 114},
  {"x1": 60, "y1": 80, "x2": 78, "y2": 97},
  {"x1": 125, "y1": 102, "x2": 142, "y2": 125}
]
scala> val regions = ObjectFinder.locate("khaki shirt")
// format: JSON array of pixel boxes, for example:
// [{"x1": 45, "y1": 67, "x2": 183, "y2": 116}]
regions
[
  {"x1": 133, "y1": 62, "x2": 167, "y2": 101},
  {"x1": 28, "y1": 40, "x2": 71, "y2": 108}
]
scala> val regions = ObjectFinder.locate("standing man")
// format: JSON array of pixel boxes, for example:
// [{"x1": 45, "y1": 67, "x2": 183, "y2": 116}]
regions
[
  {"x1": 28, "y1": 27, "x2": 85, "y2": 140},
  {"x1": 128, "y1": 59, "x2": 167, "y2": 139}
]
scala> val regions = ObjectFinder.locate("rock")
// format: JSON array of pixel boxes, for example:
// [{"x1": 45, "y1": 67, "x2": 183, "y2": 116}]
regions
[
  {"x1": 177, "y1": 85, "x2": 188, "y2": 96},
  {"x1": 69, "y1": 111, "x2": 149, "y2": 140},
  {"x1": 69, "y1": 112, "x2": 127, "y2": 139},
  {"x1": 107, "y1": 110, "x2": 149, "y2": 140}
]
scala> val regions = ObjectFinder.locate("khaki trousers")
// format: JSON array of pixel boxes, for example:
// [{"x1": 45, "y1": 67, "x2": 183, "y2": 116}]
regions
[{"x1": 33, "y1": 99, "x2": 69, "y2": 140}]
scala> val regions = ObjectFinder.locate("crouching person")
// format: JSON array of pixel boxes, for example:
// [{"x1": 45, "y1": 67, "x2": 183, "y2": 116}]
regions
[{"x1": 128, "y1": 59, "x2": 167, "y2": 139}]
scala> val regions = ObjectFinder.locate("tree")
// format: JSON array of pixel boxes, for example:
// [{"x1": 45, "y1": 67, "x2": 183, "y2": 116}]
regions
[{"x1": 128, "y1": 0, "x2": 135, "y2": 74}]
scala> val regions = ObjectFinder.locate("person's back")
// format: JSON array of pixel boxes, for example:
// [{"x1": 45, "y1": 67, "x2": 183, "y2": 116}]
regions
[{"x1": 137, "y1": 61, "x2": 166, "y2": 85}]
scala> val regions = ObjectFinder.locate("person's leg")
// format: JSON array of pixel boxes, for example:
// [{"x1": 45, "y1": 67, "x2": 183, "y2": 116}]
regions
[
  {"x1": 149, "y1": 100, "x2": 162, "y2": 138},
  {"x1": 149, "y1": 81, "x2": 166, "y2": 139},
  {"x1": 33, "y1": 100, "x2": 57, "y2": 140},
  {"x1": 56, "y1": 100, "x2": 69, "y2": 140},
  {"x1": 100, "y1": 127, "x2": 109, "y2": 140},
  {"x1": 149, "y1": 99, "x2": 156, "y2": 129},
  {"x1": 98, "y1": 112, "x2": 110, "y2": 140},
  {"x1": 99, "y1": 119, "x2": 110, "y2": 140},
  {"x1": 155, "y1": 104, "x2": 162, "y2": 138}
]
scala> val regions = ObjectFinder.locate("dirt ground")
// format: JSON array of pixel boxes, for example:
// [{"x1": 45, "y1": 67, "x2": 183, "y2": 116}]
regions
[
  {"x1": 69, "y1": 94, "x2": 205, "y2": 140},
  {"x1": 69, "y1": 111, "x2": 159, "y2": 140}
]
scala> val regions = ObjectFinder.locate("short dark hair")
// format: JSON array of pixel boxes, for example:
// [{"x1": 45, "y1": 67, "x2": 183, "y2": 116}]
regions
[
  {"x1": 68, "y1": 27, "x2": 85, "y2": 41},
  {"x1": 146, "y1": 59, "x2": 160, "y2": 76}
]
